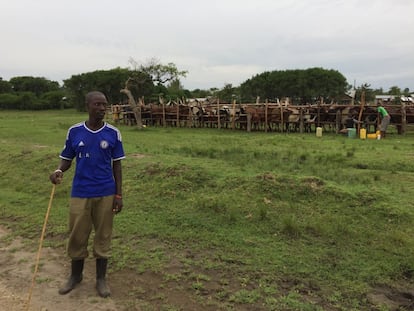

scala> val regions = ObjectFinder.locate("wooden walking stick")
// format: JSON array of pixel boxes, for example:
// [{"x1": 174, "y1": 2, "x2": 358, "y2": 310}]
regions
[{"x1": 25, "y1": 184, "x2": 56, "y2": 311}]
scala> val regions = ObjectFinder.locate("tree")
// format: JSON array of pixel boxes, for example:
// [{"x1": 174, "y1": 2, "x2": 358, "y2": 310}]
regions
[
  {"x1": 0, "y1": 93, "x2": 20, "y2": 109},
  {"x1": 129, "y1": 57, "x2": 188, "y2": 86},
  {"x1": 127, "y1": 58, "x2": 188, "y2": 101},
  {"x1": 123, "y1": 70, "x2": 156, "y2": 101},
  {"x1": 190, "y1": 88, "x2": 212, "y2": 99},
  {"x1": 64, "y1": 68, "x2": 133, "y2": 111},
  {"x1": 240, "y1": 68, "x2": 348, "y2": 103},
  {"x1": 167, "y1": 79, "x2": 188, "y2": 100},
  {"x1": 217, "y1": 84, "x2": 237, "y2": 103},
  {"x1": 0, "y1": 78, "x2": 12, "y2": 94},
  {"x1": 355, "y1": 83, "x2": 372, "y2": 103},
  {"x1": 9, "y1": 76, "x2": 59, "y2": 97},
  {"x1": 388, "y1": 86, "x2": 401, "y2": 96},
  {"x1": 40, "y1": 90, "x2": 68, "y2": 109}
]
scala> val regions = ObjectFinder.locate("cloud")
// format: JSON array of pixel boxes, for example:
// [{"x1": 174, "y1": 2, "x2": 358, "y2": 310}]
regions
[{"x1": 1, "y1": 0, "x2": 413, "y2": 91}]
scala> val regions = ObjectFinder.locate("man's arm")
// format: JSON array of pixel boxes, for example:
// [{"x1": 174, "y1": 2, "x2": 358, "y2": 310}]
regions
[
  {"x1": 113, "y1": 160, "x2": 122, "y2": 196},
  {"x1": 112, "y1": 160, "x2": 123, "y2": 213}
]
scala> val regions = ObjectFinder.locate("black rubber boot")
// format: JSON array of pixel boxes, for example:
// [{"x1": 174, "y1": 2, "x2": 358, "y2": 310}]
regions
[
  {"x1": 58, "y1": 259, "x2": 84, "y2": 295},
  {"x1": 96, "y1": 258, "x2": 111, "y2": 298}
]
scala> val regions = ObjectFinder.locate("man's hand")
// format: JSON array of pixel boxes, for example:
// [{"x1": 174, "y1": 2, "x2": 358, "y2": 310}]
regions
[
  {"x1": 113, "y1": 195, "x2": 123, "y2": 214},
  {"x1": 49, "y1": 169, "x2": 63, "y2": 184}
]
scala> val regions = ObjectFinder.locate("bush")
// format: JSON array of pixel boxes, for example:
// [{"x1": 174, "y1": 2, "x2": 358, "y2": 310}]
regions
[
  {"x1": 17, "y1": 92, "x2": 36, "y2": 109},
  {"x1": 0, "y1": 90, "x2": 71, "y2": 110},
  {"x1": 0, "y1": 91, "x2": 37, "y2": 110},
  {"x1": 0, "y1": 93, "x2": 20, "y2": 109},
  {"x1": 40, "y1": 90, "x2": 69, "y2": 109}
]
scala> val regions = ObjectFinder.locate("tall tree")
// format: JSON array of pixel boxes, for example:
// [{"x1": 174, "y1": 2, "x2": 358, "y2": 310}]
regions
[
  {"x1": 64, "y1": 68, "x2": 133, "y2": 111},
  {"x1": 217, "y1": 83, "x2": 236, "y2": 103},
  {"x1": 127, "y1": 58, "x2": 188, "y2": 101},
  {"x1": 129, "y1": 57, "x2": 188, "y2": 86},
  {"x1": 355, "y1": 83, "x2": 375, "y2": 103},
  {"x1": 167, "y1": 78, "x2": 190, "y2": 100},
  {"x1": 388, "y1": 86, "x2": 401, "y2": 96},
  {"x1": 9, "y1": 76, "x2": 59, "y2": 97},
  {"x1": 240, "y1": 68, "x2": 348, "y2": 103}
]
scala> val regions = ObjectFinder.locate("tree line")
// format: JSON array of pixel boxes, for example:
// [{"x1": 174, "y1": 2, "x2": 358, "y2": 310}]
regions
[{"x1": 0, "y1": 59, "x2": 411, "y2": 111}]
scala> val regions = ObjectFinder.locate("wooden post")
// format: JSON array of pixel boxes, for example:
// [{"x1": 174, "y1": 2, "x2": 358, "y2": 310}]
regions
[
  {"x1": 247, "y1": 113, "x2": 252, "y2": 132},
  {"x1": 231, "y1": 99, "x2": 236, "y2": 130},
  {"x1": 336, "y1": 109, "x2": 341, "y2": 134},
  {"x1": 299, "y1": 107, "x2": 304, "y2": 133},
  {"x1": 162, "y1": 101, "x2": 166, "y2": 127},
  {"x1": 280, "y1": 102, "x2": 284, "y2": 133},
  {"x1": 217, "y1": 98, "x2": 221, "y2": 129},
  {"x1": 401, "y1": 102, "x2": 406, "y2": 135},
  {"x1": 357, "y1": 91, "x2": 365, "y2": 133},
  {"x1": 176, "y1": 103, "x2": 179, "y2": 127},
  {"x1": 265, "y1": 99, "x2": 268, "y2": 133},
  {"x1": 188, "y1": 104, "x2": 193, "y2": 128},
  {"x1": 318, "y1": 98, "x2": 322, "y2": 127}
]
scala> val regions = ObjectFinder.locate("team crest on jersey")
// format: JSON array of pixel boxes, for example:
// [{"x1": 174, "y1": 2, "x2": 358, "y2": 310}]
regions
[{"x1": 100, "y1": 140, "x2": 109, "y2": 149}]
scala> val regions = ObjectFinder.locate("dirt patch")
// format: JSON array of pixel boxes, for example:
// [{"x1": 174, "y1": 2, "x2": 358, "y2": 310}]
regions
[
  {"x1": 2, "y1": 224, "x2": 414, "y2": 310},
  {"x1": 0, "y1": 226, "x2": 226, "y2": 311},
  {"x1": 0, "y1": 226, "x2": 119, "y2": 311},
  {"x1": 367, "y1": 284, "x2": 414, "y2": 311},
  {"x1": 129, "y1": 153, "x2": 146, "y2": 159}
]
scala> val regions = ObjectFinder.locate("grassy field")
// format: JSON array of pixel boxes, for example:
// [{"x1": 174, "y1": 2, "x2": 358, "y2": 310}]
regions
[{"x1": 1, "y1": 109, "x2": 414, "y2": 310}]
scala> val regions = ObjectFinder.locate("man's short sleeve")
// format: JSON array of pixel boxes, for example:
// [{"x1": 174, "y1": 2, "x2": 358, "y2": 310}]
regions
[
  {"x1": 112, "y1": 129, "x2": 125, "y2": 161},
  {"x1": 60, "y1": 129, "x2": 76, "y2": 160}
]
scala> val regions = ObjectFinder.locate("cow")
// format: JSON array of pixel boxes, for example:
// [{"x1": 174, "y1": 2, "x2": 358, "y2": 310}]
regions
[
  {"x1": 284, "y1": 106, "x2": 317, "y2": 133},
  {"x1": 240, "y1": 105, "x2": 266, "y2": 131},
  {"x1": 267, "y1": 105, "x2": 292, "y2": 132}
]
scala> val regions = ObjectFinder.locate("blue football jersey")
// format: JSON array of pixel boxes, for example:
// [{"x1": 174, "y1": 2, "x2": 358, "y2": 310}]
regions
[{"x1": 60, "y1": 122, "x2": 125, "y2": 198}]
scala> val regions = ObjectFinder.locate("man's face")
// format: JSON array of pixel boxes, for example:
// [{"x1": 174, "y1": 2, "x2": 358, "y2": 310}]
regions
[{"x1": 87, "y1": 94, "x2": 107, "y2": 120}]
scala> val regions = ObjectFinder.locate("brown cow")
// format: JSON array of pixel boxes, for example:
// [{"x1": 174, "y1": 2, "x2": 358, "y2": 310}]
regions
[{"x1": 241, "y1": 105, "x2": 266, "y2": 131}]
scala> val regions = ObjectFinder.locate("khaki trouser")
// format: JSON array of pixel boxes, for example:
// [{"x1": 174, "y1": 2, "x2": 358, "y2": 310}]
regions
[{"x1": 67, "y1": 196, "x2": 114, "y2": 259}]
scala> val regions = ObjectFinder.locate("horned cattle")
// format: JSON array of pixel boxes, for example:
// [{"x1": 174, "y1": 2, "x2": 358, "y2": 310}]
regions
[
  {"x1": 113, "y1": 99, "x2": 414, "y2": 135},
  {"x1": 285, "y1": 107, "x2": 318, "y2": 132}
]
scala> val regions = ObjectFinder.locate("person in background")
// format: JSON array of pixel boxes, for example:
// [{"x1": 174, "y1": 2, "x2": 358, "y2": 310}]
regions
[
  {"x1": 49, "y1": 91, "x2": 125, "y2": 298},
  {"x1": 339, "y1": 113, "x2": 362, "y2": 135},
  {"x1": 377, "y1": 101, "x2": 391, "y2": 138}
]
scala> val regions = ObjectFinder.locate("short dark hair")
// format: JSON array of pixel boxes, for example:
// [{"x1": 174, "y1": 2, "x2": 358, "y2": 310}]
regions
[{"x1": 85, "y1": 91, "x2": 106, "y2": 104}]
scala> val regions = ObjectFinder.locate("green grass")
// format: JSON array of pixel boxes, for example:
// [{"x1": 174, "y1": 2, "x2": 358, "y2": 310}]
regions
[{"x1": 1, "y1": 109, "x2": 414, "y2": 310}]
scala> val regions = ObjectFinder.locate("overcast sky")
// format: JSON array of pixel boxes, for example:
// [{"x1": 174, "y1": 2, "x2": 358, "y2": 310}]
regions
[{"x1": 1, "y1": 0, "x2": 413, "y2": 91}]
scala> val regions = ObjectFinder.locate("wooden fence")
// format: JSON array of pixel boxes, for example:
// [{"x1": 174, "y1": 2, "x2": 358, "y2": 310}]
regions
[{"x1": 107, "y1": 102, "x2": 414, "y2": 135}]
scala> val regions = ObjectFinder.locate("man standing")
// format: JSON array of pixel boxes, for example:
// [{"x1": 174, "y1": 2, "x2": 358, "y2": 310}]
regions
[
  {"x1": 49, "y1": 91, "x2": 125, "y2": 298},
  {"x1": 377, "y1": 101, "x2": 391, "y2": 139}
]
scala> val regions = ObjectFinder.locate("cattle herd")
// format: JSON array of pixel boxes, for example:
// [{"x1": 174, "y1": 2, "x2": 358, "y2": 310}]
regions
[{"x1": 110, "y1": 99, "x2": 414, "y2": 135}]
